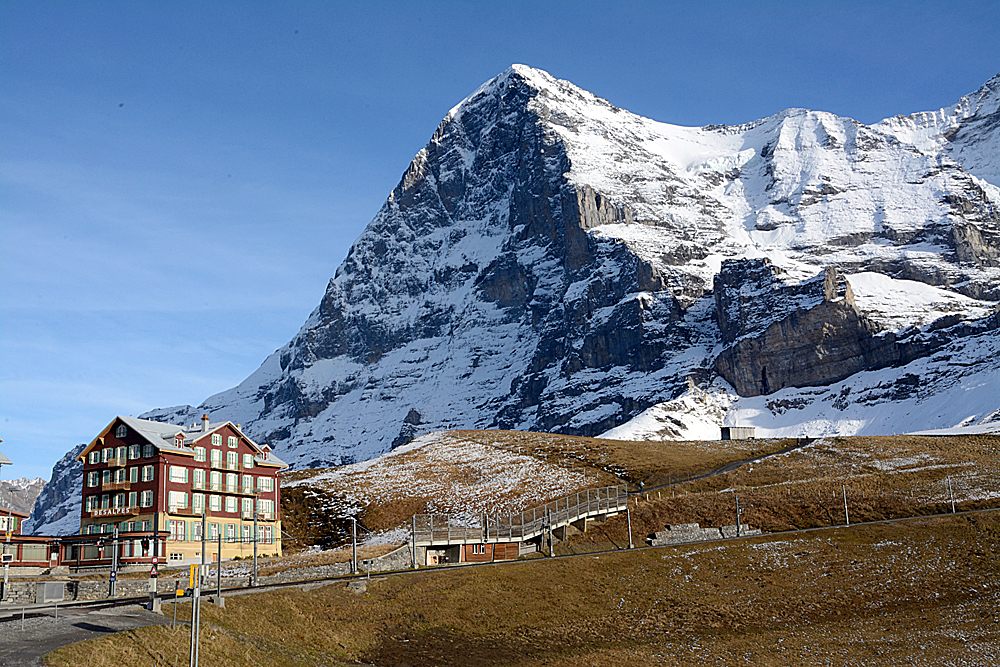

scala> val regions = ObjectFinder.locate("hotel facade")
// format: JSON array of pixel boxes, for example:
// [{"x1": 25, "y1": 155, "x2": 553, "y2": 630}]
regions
[{"x1": 76, "y1": 415, "x2": 287, "y2": 565}]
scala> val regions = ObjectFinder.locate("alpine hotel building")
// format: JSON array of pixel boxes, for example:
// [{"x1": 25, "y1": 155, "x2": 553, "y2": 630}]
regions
[{"x1": 77, "y1": 415, "x2": 287, "y2": 564}]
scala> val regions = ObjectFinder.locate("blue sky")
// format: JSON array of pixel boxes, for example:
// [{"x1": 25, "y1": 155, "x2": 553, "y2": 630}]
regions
[{"x1": 2, "y1": 1, "x2": 998, "y2": 482}]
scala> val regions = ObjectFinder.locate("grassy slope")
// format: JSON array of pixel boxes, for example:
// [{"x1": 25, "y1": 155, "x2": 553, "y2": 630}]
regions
[{"x1": 45, "y1": 511, "x2": 1000, "y2": 666}]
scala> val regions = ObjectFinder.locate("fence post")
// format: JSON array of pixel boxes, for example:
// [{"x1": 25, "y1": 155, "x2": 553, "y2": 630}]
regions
[
  {"x1": 843, "y1": 484, "x2": 849, "y2": 526},
  {"x1": 411, "y1": 515, "x2": 418, "y2": 569},
  {"x1": 947, "y1": 476, "x2": 956, "y2": 513},
  {"x1": 626, "y1": 502, "x2": 634, "y2": 549}
]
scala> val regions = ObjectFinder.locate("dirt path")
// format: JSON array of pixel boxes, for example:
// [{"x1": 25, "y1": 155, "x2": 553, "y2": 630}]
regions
[{"x1": 0, "y1": 605, "x2": 169, "y2": 667}]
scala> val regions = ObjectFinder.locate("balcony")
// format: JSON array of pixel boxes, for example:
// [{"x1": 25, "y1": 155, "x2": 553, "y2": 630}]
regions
[
  {"x1": 91, "y1": 506, "x2": 139, "y2": 518},
  {"x1": 195, "y1": 481, "x2": 254, "y2": 496},
  {"x1": 106, "y1": 456, "x2": 127, "y2": 468},
  {"x1": 241, "y1": 511, "x2": 273, "y2": 521},
  {"x1": 103, "y1": 481, "x2": 131, "y2": 491},
  {"x1": 209, "y1": 460, "x2": 239, "y2": 472},
  {"x1": 168, "y1": 505, "x2": 199, "y2": 516}
]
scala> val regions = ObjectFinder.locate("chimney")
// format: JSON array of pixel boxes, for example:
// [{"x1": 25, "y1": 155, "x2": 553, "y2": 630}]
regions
[{"x1": 202, "y1": 414, "x2": 210, "y2": 433}]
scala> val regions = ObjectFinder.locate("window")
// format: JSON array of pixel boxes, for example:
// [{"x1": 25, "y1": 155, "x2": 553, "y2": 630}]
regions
[
  {"x1": 210, "y1": 449, "x2": 221, "y2": 467},
  {"x1": 257, "y1": 476, "x2": 273, "y2": 492},
  {"x1": 258, "y1": 499, "x2": 274, "y2": 519},
  {"x1": 242, "y1": 475, "x2": 252, "y2": 493},
  {"x1": 128, "y1": 491, "x2": 137, "y2": 507},
  {"x1": 211, "y1": 434, "x2": 221, "y2": 446},
  {"x1": 226, "y1": 451, "x2": 237, "y2": 470},
  {"x1": 225, "y1": 496, "x2": 236, "y2": 513},
  {"x1": 102, "y1": 469, "x2": 111, "y2": 484},
  {"x1": 209, "y1": 495, "x2": 221, "y2": 512},
  {"x1": 113, "y1": 493, "x2": 124, "y2": 508},
  {"x1": 129, "y1": 444, "x2": 140, "y2": 460},
  {"x1": 193, "y1": 468, "x2": 206, "y2": 489},
  {"x1": 114, "y1": 468, "x2": 126, "y2": 483},
  {"x1": 84, "y1": 496, "x2": 94, "y2": 511},
  {"x1": 472, "y1": 544, "x2": 486, "y2": 555},
  {"x1": 116, "y1": 445, "x2": 127, "y2": 460},
  {"x1": 101, "y1": 523, "x2": 110, "y2": 534},
  {"x1": 140, "y1": 490, "x2": 153, "y2": 508},
  {"x1": 168, "y1": 490, "x2": 188, "y2": 509},
  {"x1": 194, "y1": 447, "x2": 206, "y2": 462},
  {"x1": 226, "y1": 473, "x2": 237, "y2": 493},
  {"x1": 129, "y1": 466, "x2": 138, "y2": 483},
  {"x1": 101, "y1": 494, "x2": 110, "y2": 509},
  {"x1": 226, "y1": 523, "x2": 236, "y2": 542},
  {"x1": 258, "y1": 525, "x2": 272, "y2": 544},
  {"x1": 241, "y1": 497, "x2": 252, "y2": 514},
  {"x1": 87, "y1": 471, "x2": 98, "y2": 487},
  {"x1": 169, "y1": 552, "x2": 184, "y2": 561},
  {"x1": 102, "y1": 448, "x2": 112, "y2": 462},
  {"x1": 142, "y1": 465, "x2": 155, "y2": 482},
  {"x1": 168, "y1": 466, "x2": 189, "y2": 483},
  {"x1": 192, "y1": 522, "x2": 203, "y2": 541},
  {"x1": 169, "y1": 521, "x2": 185, "y2": 541},
  {"x1": 209, "y1": 470, "x2": 220, "y2": 490},
  {"x1": 89, "y1": 451, "x2": 99, "y2": 464},
  {"x1": 143, "y1": 444, "x2": 154, "y2": 458},
  {"x1": 209, "y1": 523, "x2": 220, "y2": 539},
  {"x1": 193, "y1": 493, "x2": 205, "y2": 511},
  {"x1": 116, "y1": 424, "x2": 127, "y2": 438},
  {"x1": 243, "y1": 453, "x2": 253, "y2": 469},
  {"x1": 141, "y1": 520, "x2": 152, "y2": 531},
  {"x1": 241, "y1": 525, "x2": 252, "y2": 544},
  {"x1": 227, "y1": 436, "x2": 237, "y2": 448}
]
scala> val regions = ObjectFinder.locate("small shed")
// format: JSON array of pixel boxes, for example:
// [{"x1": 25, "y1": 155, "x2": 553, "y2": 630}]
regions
[{"x1": 721, "y1": 426, "x2": 755, "y2": 440}]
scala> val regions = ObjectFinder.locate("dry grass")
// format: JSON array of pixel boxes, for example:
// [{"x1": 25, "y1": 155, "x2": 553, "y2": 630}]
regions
[{"x1": 45, "y1": 511, "x2": 1000, "y2": 666}]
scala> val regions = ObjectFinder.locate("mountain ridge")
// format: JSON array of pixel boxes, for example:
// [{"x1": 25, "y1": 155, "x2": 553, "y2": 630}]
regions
[{"x1": 138, "y1": 65, "x2": 999, "y2": 471}]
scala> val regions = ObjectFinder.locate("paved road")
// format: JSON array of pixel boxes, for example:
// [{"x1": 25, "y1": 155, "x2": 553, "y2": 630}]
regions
[{"x1": 0, "y1": 605, "x2": 170, "y2": 667}]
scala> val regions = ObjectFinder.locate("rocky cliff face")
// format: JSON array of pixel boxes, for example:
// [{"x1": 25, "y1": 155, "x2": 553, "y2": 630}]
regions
[
  {"x1": 24, "y1": 444, "x2": 83, "y2": 536},
  {"x1": 141, "y1": 66, "x2": 1000, "y2": 467},
  {"x1": 0, "y1": 477, "x2": 45, "y2": 517}
]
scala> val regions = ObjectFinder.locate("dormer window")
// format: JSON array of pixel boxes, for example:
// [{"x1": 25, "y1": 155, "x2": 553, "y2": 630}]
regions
[
  {"x1": 116, "y1": 425, "x2": 127, "y2": 438},
  {"x1": 174, "y1": 433, "x2": 185, "y2": 448}
]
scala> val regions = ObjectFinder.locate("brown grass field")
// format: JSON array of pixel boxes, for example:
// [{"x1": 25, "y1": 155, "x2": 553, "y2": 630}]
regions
[{"x1": 45, "y1": 511, "x2": 1000, "y2": 666}]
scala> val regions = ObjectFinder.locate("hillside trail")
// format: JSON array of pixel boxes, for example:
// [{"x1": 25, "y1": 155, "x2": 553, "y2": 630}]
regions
[{"x1": 636, "y1": 438, "x2": 815, "y2": 494}]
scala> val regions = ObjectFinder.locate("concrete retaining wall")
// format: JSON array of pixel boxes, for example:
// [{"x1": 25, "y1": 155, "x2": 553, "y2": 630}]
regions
[{"x1": 647, "y1": 523, "x2": 762, "y2": 547}]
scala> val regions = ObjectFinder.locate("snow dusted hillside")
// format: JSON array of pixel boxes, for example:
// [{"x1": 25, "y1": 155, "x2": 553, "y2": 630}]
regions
[
  {"x1": 142, "y1": 66, "x2": 1000, "y2": 468},
  {"x1": 0, "y1": 477, "x2": 45, "y2": 516}
]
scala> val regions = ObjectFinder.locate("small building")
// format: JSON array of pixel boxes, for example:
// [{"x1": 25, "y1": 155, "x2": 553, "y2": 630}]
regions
[
  {"x1": 1, "y1": 508, "x2": 28, "y2": 538},
  {"x1": 75, "y1": 415, "x2": 288, "y2": 566},
  {"x1": 721, "y1": 426, "x2": 756, "y2": 440}
]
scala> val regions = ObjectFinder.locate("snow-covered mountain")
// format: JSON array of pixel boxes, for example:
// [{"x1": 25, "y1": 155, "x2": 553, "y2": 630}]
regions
[
  {"x1": 143, "y1": 66, "x2": 1000, "y2": 469},
  {"x1": 0, "y1": 476, "x2": 45, "y2": 516}
]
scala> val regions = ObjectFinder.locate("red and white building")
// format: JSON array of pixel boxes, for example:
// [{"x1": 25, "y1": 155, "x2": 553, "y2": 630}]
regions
[{"x1": 74, "y1": 415, "x2": 287, "y2": 565}]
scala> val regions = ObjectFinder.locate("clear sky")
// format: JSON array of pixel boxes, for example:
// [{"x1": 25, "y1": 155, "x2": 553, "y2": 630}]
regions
[{"x1": 2, "y1": 1, "x2": 998, "y2": 482}]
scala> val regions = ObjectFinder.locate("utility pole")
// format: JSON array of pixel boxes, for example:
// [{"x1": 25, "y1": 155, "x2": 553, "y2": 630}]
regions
[
  {"x1": 189, "y1": 562, "x2": 201, "y2": 667},
  {"x1": 411, "y1": 515, "x2": 417, "y2": 569},
  {"x1": 625, "y1": 501, "x2": 634, "y2": 549},
  {"x1": 351, "y1": 517, "x2": 357, "y2": 574},
  {"x1": 947, "y1": 476, "x2": 956, "y2": 513},
  {"x1": 109, "y1": 524, "x2": 119, "y2": 597},
  {"x1": 547, "y1": 510, "x2": 554, "y2": 557},
  {"x1": 843, "y1": 484, "x2": 850, "y2": 526},
  {"x1": 735, "y1": 493, "x2": 741, "y2": 537},
  {"x1": 200, "y1": 507, "x2": 207, "y2": 589},
  {"x1": 215, "y1": 531, "x2": 223, "y2": 607},
  {"x1": 149, "y1": 510, "x2": 159, "y2": 612},
  {"x1": 252, "y1": 492, "x2": 258, "y2": 587}
]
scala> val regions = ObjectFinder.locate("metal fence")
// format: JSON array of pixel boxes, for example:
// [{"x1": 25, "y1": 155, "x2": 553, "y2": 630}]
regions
[{"x1": 412, "y1": 484, "x2": 628, "y2": 545}]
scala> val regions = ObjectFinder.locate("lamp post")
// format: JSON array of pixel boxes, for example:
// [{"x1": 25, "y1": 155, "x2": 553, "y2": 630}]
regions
[{"x1": 252, "y1": 491, "x2": 258, "y2": 587}]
